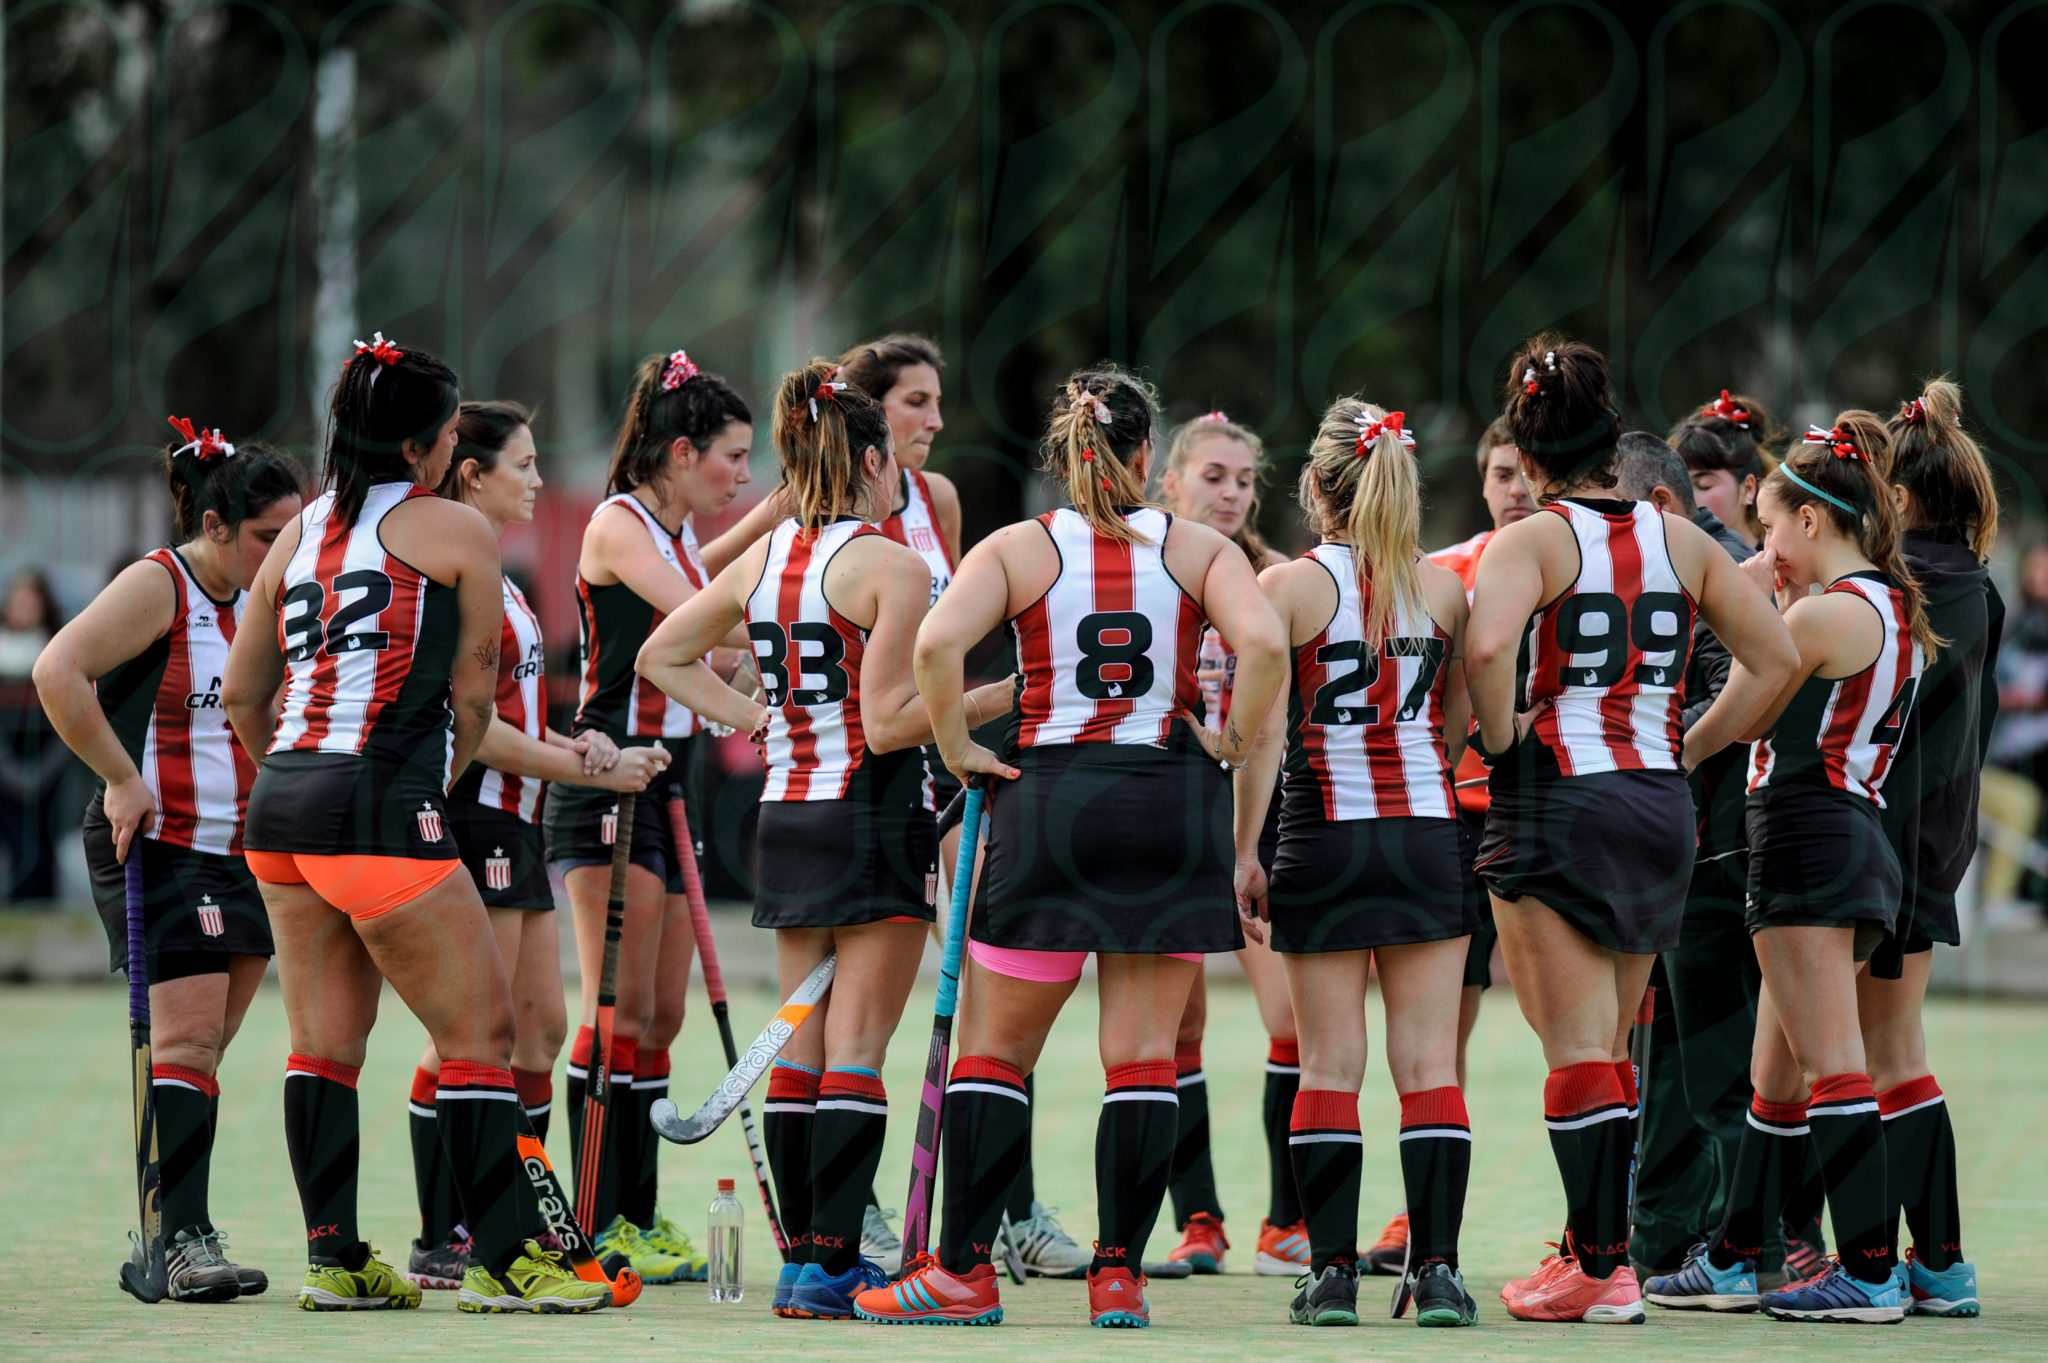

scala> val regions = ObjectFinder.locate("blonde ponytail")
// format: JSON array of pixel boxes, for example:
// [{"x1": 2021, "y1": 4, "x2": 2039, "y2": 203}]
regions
[
  {"x1": 1298, "y1": 398, "x2": 1424, "y2": 648},
  {"x1": 1040, "y1": 366, "x2": 1157, "y2": 544},
  {"x1": 771, "y1": 359, "x2": 892, "y2": 527}
]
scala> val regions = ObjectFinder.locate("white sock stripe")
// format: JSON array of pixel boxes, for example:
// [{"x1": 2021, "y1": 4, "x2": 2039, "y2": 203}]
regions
[
  {"x1": 1288, "y1": 1131, "x2": 1364, "y2": 1145},
  {"x1": 1544, "y1": 1105, "x2": 1630, "y2": 1132},
  {"x1": 152, "y1": 1077, "x2": 209, "y2": 1094},
  {"x1": 436, "y1": 1088, "x2": 520, "y2": 1102},
  {"x1": 763, "y1": 1101, "x2": 816, "y2": 1114},
  {"x1": 1879, "y1": 1095, "x2": 1945, "y2": 1121},
  {"x1": 1176, "y1": 1070, "x2": 1207, "y2": 1087},
  {"x1": 1264, "y1": 1062, "x2": 1301, "y2": 1075},
  {"x1": 1808, "y1": 1100, "x2": 1881, "y2": 1118},
  {"x1": 407, "y1": 1101, "x2": 437, "y2": 1119},
  {"x1": 627, "y1": 1075, "x2": 668, "y2": 1090},
  {"x1": 523, "y1": 1102, "x2": 551, "y2": 1117},
  {"x1": 564, "y1": 1063, "x2": 587, "y2": 1080},
  {"x1": 946, "y1": 1081, "x2": 1029, "y2": 1103},
  {"x1": 815, "y1": 1098, "x2": 890, "y2": 1115},
  {"x1": 1102, "y1": 1090, "x2": 1179, "y2": 1105},
  {"x1": 1745, "y1": 1110, "x2": 1811, "y2": 1136},
  {"x1": 1398, "y1": 1126, "x2": 1474, "y2": 1142}
]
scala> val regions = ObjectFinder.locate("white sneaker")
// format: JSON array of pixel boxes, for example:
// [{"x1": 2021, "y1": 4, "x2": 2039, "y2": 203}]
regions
[
  {"x1": 861, "y1": 1204, "x2": 904, "y2": 1278},
  {"x1": 1011, "y1": 1202, "x2": 1090, "y2": 1279}
]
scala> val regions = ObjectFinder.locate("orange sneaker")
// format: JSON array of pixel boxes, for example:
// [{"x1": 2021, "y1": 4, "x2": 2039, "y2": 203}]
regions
[
  {"x1": 1364, "y1": 1210, "x2": 1409, "y2": 1276},
  {"x1": 1255, "y1": 1219, "x2": 1311, "y2": 1277},
  {"x1": 852, "y1": 1254, "x2": 1003, "y2": 1326},
  {"x1": 1088, "y1": 1267, "x2": 1150, "y2": 1328},
  {"x1": 1503, "y1": 1253, "x2": 1645, "y2": 1324},
  {"x1": 1166, "y1": 1214, "x2": 1228, "y2": 1274},
  {"x1": 1502, "y1": 1244, "x2": 1576, "y2": 1300}
]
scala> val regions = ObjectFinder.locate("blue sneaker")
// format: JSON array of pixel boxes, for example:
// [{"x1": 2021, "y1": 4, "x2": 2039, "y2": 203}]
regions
[
  {"x1": 1760, "y1": 1259, "x2": 1905, "y2": 1323},
  {"x1": 788, "y1": 1259, "x2": 888, "y2": 1319},
  {"x1": 1906, "y1": 1254, "x2": 1980, "y2": 1318},
  {"x1": 771, "y1": 1262, "x2": 802, "y2": 1318},
  {"x1": 1644, "y1": 1244, "x2": 1760, "y2": 1312}
]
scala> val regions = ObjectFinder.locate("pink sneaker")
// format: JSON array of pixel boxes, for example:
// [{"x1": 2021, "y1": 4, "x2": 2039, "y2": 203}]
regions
[
  {"x1": 1501, "y1": 1244, "x2": 1575, "y2": 1301},
  {"x1": 1504, "y1": 1255, "x2": 1646, "y2": 1324}
]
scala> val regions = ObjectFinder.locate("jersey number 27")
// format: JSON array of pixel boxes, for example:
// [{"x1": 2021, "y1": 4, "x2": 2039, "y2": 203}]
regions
[{"x1": 1310, "y1": 637, "x2": 1446, "y2": 725}]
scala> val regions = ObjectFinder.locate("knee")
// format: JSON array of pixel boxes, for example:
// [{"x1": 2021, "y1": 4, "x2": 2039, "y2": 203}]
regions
[
  {"x1": 1175, "y1": 1000, "x2": 1205, "y2": 1048},
  {"x1": 1385, "y1": 1043, "x2": 1458, "y2": 1097},
  {"x1": 154, "y1": 1034, "x2": 225, "y2": 1074},
  {"x1": 648, "y1": 998, "x2": 687, "y2": 1050}
]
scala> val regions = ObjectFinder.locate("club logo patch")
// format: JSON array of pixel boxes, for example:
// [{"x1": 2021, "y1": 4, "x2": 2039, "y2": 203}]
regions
[
  {"x1": 485, "y1": 848, "x2": 512, "y2": 891},
  {"x1": 601, "y1": 805, "x2": 618, "y2": 846},
  {"x1": 416, "y1": 802, "x2": 444, "y2": 843},
  {"x1": 911, "y1": 526, "x2": 938, "y2": 554},
  {"x1": 196, "y1": 894, "x2": 224, "y2": 937}
]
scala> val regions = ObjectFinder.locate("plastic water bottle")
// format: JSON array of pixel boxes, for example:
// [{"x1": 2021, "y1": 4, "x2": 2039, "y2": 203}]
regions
[{"x1": 708, "y1": 1178, "x2": 744, "y2": 1303}]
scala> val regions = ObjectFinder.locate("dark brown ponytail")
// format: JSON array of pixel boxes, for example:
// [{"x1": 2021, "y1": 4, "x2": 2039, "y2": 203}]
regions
[
  {"x1": 605, "y1": 351, "x2": 751, "y2": 498},
  {"x1": 1500, "y1": 333, "x2": 1621, "y2": 498},
  {"x1": 771, "y1": 359, "x2": 892, "y2": 527},
  {"x1": 324, "y1": 332, "x2": 459, "y2": 527}
]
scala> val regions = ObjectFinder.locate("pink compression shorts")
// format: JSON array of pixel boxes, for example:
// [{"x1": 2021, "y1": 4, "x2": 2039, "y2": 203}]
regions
[{"x1": 967, "y1": 940, "x2": 1204, "y2": 983}]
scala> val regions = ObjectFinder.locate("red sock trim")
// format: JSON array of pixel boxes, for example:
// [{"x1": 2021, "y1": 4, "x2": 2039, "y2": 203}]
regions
[
  {"x1": 951, "y1": 1055, "x2": 1026, "y2": 1087},
  {"x1": 639, "y1": 1049, "x2": 671, "y2": 1081},
  {"x1": 608, "y1": 1036, "x2": 638, "y2": 1074},
  {"x1": 1105, "y1": 1059, "x2": 1177, "y2": 1090},
  {"x1": 1399, "y1": 1085, "x2": 1469, "y2": 1130},
  {"x1": 512, "y1": 1067, "x2": 553, "y2": 1107},
  {"x1": 1544, "y1": 1061, "x2": 1623, "y2": 1118},
  {"x1": 439, "y1": 1060, "x2": 515, "y2": 1091},
  {"x1": 570, "y1": 1025, "x2": 597, "y2": 1068},
  {"x1": 1810, "y1": 1072, "x2": 1875, "y2": 1106},
  {"x1": 410, "y1": 1065, "x2": 440, "y2": 1106},
  {"x1": 1174, "y1": 1041, "x2": 1203, "y2": 1074},
  {"x1": 821, "y1": 1070, "x2": 887, "y2": 1101},
  {"x1": 287, "y1": 1053, "x2": 360, "y2": 1088},
  {"x1": 1751, "y1": 1094, "x2": 1808, "y2": 1124},
  {"x1": 1290, "y1": 1088, "x2": 1361, "y2": 1131},
  {"x1": 1877, "y1": 1074, "x2": 1942, "y2": 1115},
  {"x1": 152, "y1": 1064, "x2": 220, "y2": 1097},
  {"x1": 768, "y1": 1065, "x2": 822, "y2": 1100},
  {"x1": 1267, "y1": 1037, "x2": 1300, "y2": 1067},
  {"x1": 1613, "y1": 1059, "x2": 1639, "y2": 1109}
]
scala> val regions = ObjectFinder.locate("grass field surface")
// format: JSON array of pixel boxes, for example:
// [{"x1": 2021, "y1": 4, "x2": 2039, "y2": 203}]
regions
[{"x1": 3, "y1": 977, "x2": 2042, "y2": 1360}]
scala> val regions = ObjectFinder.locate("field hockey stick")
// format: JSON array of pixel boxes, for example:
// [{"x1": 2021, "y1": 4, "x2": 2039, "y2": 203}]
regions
[
  {"x1": 515, "y1": 1122, "x2": 643, "y2": 1306},
  {"x1": 1627, "y1": 983, "x2": 1655, "y2": 1217},
  {"x1": 117, "y1": 853, "x2": 168, "y2": 1304},
  {"x1": 899, "y1": 780, "x2": 986, "y2": 1261},
  {"x1": 665, "y1": 793, "x2": 790, "y2": 1259},
  {"x1": 650, "y1": 951, "x2": 836, "y2": 1144},
  {"x1": 574, "y1": 790, "x2": 636, "y2": 1236}
]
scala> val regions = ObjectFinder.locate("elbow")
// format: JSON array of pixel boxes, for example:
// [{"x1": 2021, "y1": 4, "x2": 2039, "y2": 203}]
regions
[
  {"x1": 1237, "y1": 615, "x2": 1287, "y2": 675},
  {"x1": 28, "y1": 649, "x2": 65, "y2": 706},
  {"x1": 634, "y1": 638, "x2": 665, "y2": 683},
  {"x1": 1464, "y1": 633, "x2": 1509, "y2": 679}
]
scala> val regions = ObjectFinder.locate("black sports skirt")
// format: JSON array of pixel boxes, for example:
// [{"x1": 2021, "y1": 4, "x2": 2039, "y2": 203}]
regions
[
  {"x1": 751, "y1": 795, "x2": 937, "y2": 929},
  {"x1": 85, "y1": 793, "x2": 272, "y2": 976},
  {"x1": 246, "y1": 749, "x2": 454, "y2": 860},
  {"x1": 1745, "y1": 784, "x2": 1900, "y2": 963},
  {"x1": 449, "y1": 802, "x2": 553, "y2": 910},
  {"x1": 1267, "y1": 812, "x2": 1478, "y2": 954},
  {"x1": 1477, "y1": 768, "x2": 1694, "y2": 955},
  {"x1": 544, "y1": 738, "x2": 697, "y2": 895},
  {"x1": 972, "y1": 741, "x2": 1242, "y2": 955}
]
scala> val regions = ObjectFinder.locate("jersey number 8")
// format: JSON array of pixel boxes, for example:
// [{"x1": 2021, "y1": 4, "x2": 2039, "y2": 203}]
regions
[
  {"x1": 1552, "y1": 590, "x2": 1689, "y2": 688},
  {"x1": 280, "y1": 570, "x2": 394, "y2": 662},
  {"x1": 1075, "y1": 611, "x2": 1155, "y2": 700},
  {"x1": 749, "y1": 621, "x2": 850, "y2": 707}
]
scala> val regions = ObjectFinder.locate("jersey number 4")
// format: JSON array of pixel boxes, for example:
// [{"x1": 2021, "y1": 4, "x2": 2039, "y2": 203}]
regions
[
  {"x1": 281, "y1": 570, "x2": 393, "y2": 661},
  {"x1": 1552, "y1": 590, "x2": 1689, "y2": 688},
  {"x1": 749, "y1": 621, "x2": 850, "y2": 707},
  {"x1": 1309, "y1": 637, "x2": 1446, "y2": 725}
]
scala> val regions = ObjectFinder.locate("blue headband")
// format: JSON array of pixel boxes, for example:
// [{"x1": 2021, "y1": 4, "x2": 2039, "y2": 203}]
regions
[{"x1": 1781, "y1": 466, "x2": 1858, "y2": 516}]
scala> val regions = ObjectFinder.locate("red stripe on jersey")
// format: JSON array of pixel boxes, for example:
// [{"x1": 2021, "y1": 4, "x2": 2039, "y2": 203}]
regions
[
  {"x1": 574, "y1": 576, "x2": 601, "y2": 724},
  {"x1": 832, "y1": 599, "x2": 870, "y2": 798},
  {"x1": 1014, "y1": 593, "x2": 1055, "y2": 748},
  {"x1": 492, "y1": 609, "x2": 526, "y2": 815},
  {"x1": 151, "y1": 580, "x2": 197, "y2": 846},
  {"x1": 1530, "y1": 611, "x2": 1570, "y2": 773},
  {"x1": 1598, "y1": 519, "x2": 1645, "y2": 770},
  {"x1": 1359, "y1": 578, "x2": 1411, "y2": 816},
  {"x1": 1863, "y1": 590, "x2": 1914, "y2": 793},
  {"x1": 1818, "y1": 669, "x2": 1872, "y2": 793},
  {"x1": 363, "y1": 541, "x2": 424, "y2": 755},
  {"x1": 1077, "y1": 533, "x2": 1136, "y2": 742},
  {"x1": 216, "y1": 605, "x2": 252, "y2": 853},
  {"x1": 290, "y1": 523, "x2": 356, "y2": 748},
  {"x1": 912, "y1": 471, "x2": 956, "y2": 569},
  {"x1": 1173, "y1": 591, "x2": 1204, "y2": 741},
  {"x1": 632, "y1": 614, "x2": 669, "y2": 738},
  {"x1": 1296, "y1": 636, "x2": 1336, "y2": 820},
  {"x1": 778, "y1": 531, "x2": 821, "y2": 799}
]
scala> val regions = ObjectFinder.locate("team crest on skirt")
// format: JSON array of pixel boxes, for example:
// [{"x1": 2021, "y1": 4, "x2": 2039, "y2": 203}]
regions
[
  {"x1": 196, "y1": 894, "x2": 224, "y2": 937},
  {"x1": 485, "y1": 848, "x2": 512, "y2": 891},
  {"x1": 925, "y1": 871, "x2": 937, "y2": 908},
  {"x1": 416, "y1": 802, "x2": 445, "y2": 843},
  {"x1": 601, "y1": 805, "x2": 619, "y2": 845},
  {"x1": 911, "y1": 526, "x2": 938, "y2": 554}
]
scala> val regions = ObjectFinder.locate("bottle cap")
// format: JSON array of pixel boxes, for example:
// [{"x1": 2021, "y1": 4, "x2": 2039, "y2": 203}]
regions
[{"x1": 718, "y1": 1178, "x2": 735, "y2": 1192}]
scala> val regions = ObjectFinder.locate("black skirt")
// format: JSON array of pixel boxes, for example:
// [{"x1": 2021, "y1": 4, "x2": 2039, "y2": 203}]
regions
[
  {"x1": 246, "y1": 749, "x2": 454, "y2": 861},
  {"x1": 1745, "y1": 783, "x2": 1900, "y2": 962},
  {"x1": 543, "y1": 739, "x2": 696, "y2": 894},
  {"x1": 449, "y1": 802, "x2": 553, "y2": 910},
  {"x1": 972, "y1": 741, "x2": 1242, "y2": 955},
  {"x1": 1267, "y1": 814, "x2": 1478, "y2": 954},
  {"x1": 752, "y1": 797, "x2": 937, "y2": 928},
  {"x1": 1477, "y1": 768, "x2": 1695, "y2": 955},
  {"x1": 85, "y1": 793, "x2": 271, "y2": 975}
]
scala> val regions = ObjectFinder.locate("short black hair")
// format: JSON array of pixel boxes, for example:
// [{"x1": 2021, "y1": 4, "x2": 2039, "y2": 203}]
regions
[{"x1": 1612, "y1": 432, "x2": 1696, "y2": 514}]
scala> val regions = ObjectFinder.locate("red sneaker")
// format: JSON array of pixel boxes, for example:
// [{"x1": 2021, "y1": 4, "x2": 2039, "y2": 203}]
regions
[
  {"x1": 1503, "y1": 1253, "x2": 1645, "y2": 1324},
  {"x1": 1254, "y1": 1219, "x2": 1310, "y2": 1276},
  {"x1": 852, "y1": 1254, "x2": 1003, "y2": 1326},
  {"x1": 1088, "y1": 1267, "x2": 1150, "y2": 1328},
  {"x1": 1166, "y1": 1214, "x2": 1228, "y2": 1274},
  {"x1": 1364, "y1": 1210, "x2": 1409, "y2": 1276}
]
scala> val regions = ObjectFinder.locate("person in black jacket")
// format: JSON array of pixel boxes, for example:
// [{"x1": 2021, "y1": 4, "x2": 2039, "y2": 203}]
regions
[{"x1": 1858, "y1": 378, "x2": 2000, "y2": 1318}]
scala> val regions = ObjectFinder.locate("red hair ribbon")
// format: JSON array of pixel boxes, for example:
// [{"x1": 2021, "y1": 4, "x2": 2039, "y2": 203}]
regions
[
  {"x1": 1194, "y1": 409, "x2": 1229, "y2": 424},
  {"x1": 661, "y1": 350, "x2": 700, "y2": 391},
  {"x1": 1069, "y1": 387, "x2": 1112, "y2": 425},
  {"x1": 1354, "y1": 409, "x2": 1415, "y2": 456},
  {"x1": 166, "y1": 415, "x2": 234, "y2": 461},
  {"x1": 1522, "y1": 366, "x2": 1540, "y2": 396},
  {"x1": 1900, "y1": 396, "x2": 1926, "y2": 426},
  {"x1": 1701, "y1": 389, "x2": 1751, "y2": 428},
  {"x1": 352, "y1": 330, "x2": 404, "y2": 386},
  {"x1": 1803, "y1": 425, "x2": 1862, "y2": 461},
  {"x1": 1081, "y1": 447, "x2": 1096, "y2": 462},
  {"x1": 807, "y1": 380, "x2": 845, "y2": 423}
]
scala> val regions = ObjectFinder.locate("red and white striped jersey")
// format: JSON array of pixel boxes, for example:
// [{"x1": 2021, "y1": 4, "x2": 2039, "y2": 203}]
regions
[
  {"x1": 1286, "y1": 544, "x2": 1455, "y2": 820},
  {"x1": 95, "y1": 549, "x2": 253, "y2": 855},
  {"x1": 1518, "y1": 500, "x2": 1696, "y2": 777},
  {"x1": 271, "y1": 484, "x2": 459, "y2": 766},
  {"x1": 451, "y1": 576, "x2": 547, "y2": 822},
  {"x1": 1010, "y1": 507, "x2": 1204, "y2": 750},
  {"x1": 877, "y1": 468, "x2": 954, "y2": 606},
  {"x1": 572, "y1": 493, "x2": 709, "y2": 742},
  {"x1": 746, "y1": 518, "x2": 880, "y2": 801},
  {"x1": 1748, "y1": 573, "x2": 1923, "y2": 805}
]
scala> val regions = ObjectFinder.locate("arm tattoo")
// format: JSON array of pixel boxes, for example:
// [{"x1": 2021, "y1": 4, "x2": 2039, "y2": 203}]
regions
[
  {"x1": 1226, "y1": 719, "x2": 1244, "y2": 753},
  {"x1": 473, "y1": 640, "x2": 501, "y2": 672}
]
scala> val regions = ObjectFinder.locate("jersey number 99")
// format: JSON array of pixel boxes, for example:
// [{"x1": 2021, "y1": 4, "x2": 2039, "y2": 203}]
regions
[{"x1": 1552, "y1": 591, "x2": 1689, "y2": 688}]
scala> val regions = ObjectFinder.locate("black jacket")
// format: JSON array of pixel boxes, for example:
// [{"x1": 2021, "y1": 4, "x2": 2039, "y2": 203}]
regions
[{"x1": 1685, "y1": 508, "x2": 1754, "y2": 858}]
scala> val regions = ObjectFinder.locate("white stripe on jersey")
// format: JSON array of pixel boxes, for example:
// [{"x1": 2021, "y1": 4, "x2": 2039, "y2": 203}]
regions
[
  {"x1": 747, "y1": 519, "x2": 871, "y2": 802},
  {"x1": 598, "y1": 493, "x2": 709, "y2": 740},
  {"x1": 474, "y1": 576, "x2": 547, "y2": 822}
]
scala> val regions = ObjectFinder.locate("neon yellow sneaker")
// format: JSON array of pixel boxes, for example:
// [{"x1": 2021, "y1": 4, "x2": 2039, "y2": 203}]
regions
[
  {"x1": 297, "y1": 1246, "x2": 424, "y2": 1311},
  {"x1": 641, "y1": 1212, "x2": 710, "y2": 1283},
  {"x1": 592, "y1": 1215, "x2": 688, "y2": 1285},
  {"x1": 458, "y1": 1239, "x2": 611, "y2": 1314}
]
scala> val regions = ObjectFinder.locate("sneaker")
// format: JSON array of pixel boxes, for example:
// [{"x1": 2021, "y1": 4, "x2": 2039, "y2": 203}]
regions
[
  {"x1": 1010, "y1": 1202, "x2": 1090, "y2": 1279},
  {"x1": 772, "y1": 1261, "x2": 802, "y2": 1317},
  {"x1": 1501, "y1": 1242, "x2": 1575, "y2": 1300},
  {"x1": 862, "y1": 1205, "x2": 905, "y2": 1278},
  {"x1": 789, "y1": 1259, "x2": 890, "y2": 1319},
  {"x1": 1364, "y1": 1210, "x2": 1409, "y2": 1276},
  {"x1": 1288, "y1": 1262, "x2": 1359, "y2": 1325},
  {"x1": 1503, "y1": 1253, "x2": 1645, "y2": 1324},
  {"x1": 165, "y1": 1226, "x2": 242, "y2": 1303},
  {"x1": 1783, "y1": 1219, "x2": 1828, "y2": 1283},
  {"x1": 205, "y1": 1229, "x2": 268, "y2": 1296},
  {"x1": 1088, "y1": 1267, "x2": 1150, "y2": 1328},
  {"x1": 298, "y1": 1245, "x2": 424, "y2": 1311},
  {"x1": 1905, "y1": 1251, "x2": 1980, "y2": 1318},
  {"x1": 1166, "y1": 1213, "x2": 1228, "y2": 1274},
  {"x1": 853, "y1": 1253, "x2": 1004, "y2": 1325},
  {"x1": 1644, "y1": 1243, "x2": 1760, "y2": 1312},
  {"x1": 458, "y1": 1239, "x2": 611, "y2": 1313},
  {"x1": 640, "y1": 1212, "x2": 710, "y2": 1282},
  {"x1": 1404, "y1": 1261, "x2": 1478, "y2": 1326},
  {"x1": 406, "y1": 1229, "x2": 471, "y2": 1290},
  {"x1": 592, "y1": 1215, "x2": 688, "y2": 1286},
  {"x1": 1759, "y1": 1258, "x2": 1905, "y2": 1324},
  {"x1": 1254, "y1": 1219, "x2": 1311, "y2": 1276}
]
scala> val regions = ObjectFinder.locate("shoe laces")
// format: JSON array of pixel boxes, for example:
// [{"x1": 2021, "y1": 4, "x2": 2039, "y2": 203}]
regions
[
  {"x1": 899, "y1": 1250, "x2": 944, "y2": 1282},
  {"x1": 1029, "y1": 1205, "x2": 1079, "y2": 1246},
  {"x1": 451, "y1": 1227, "x2": 475, "y2": 1259},
  {"x1": 1184, "y1": 1212, "x2": 1229, "y2": 1247},
  {"x1": 864, "y1": 1206, "x2": 903, "y2": 1248},
  {"x1": 520, "y1": 1240, "x2": 576, "y2": 1282},
  {"x1": 185, "y1": 1230, "x2": 231, "y2": 1268}
]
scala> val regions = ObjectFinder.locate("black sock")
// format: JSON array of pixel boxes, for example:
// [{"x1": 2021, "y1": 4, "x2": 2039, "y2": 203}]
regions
[
  {"x1": 1265, "y1": 1038, "x2": 1303, "y2": 1226},
  {"x1": 939, "y1": 1056, "x2": 1031, "y2": 1275},
  {"x1": 1710, "y1": 1093, "x2": 1805, "y2": 1269},
  {"x1": 1399, "y1": 1086, "x2": 1470, "y2": 1271},
  {"x1": 205, "y1": 1089, "x2": 220, "y2": 1233},
  {"x1": 1543, "y1": 1062, "x2": 1631, "y2": 1279},
  {"x1": 408, "y1": 1065, "x2": 462, "y2": 1246},
  {"x1": 565, "y1": 1027, "x2": 594, "y2": 1221},
  {"x1": 1004, "y1": 1072, "x2": 1036, "y2": 1222},
  {"x1": 766, "y1": 1061, "x2": 820, "y2": 1264},
  {"x1": 1783, "y1": 1140, "x2": 1828, "y2": 1252},
  {"x1": 1092, "y1": 1060, "x2": 1178, "y2": 1273},
  {"x1": 1808, "y1": 1073, "x2": 1893, "y2": 1284},
  {"x1": 1877, "y1": 1075, "x2": 1961, "y2": 1270},
  {"x1": 438, "y1": 1061, "x2": 539, "y2": 1278},
  {"x1": 1289, "y1": 1088, "x2": 1361, "y2": 1272},
  {"x1": 622, "y1": 1047, "x2": 665, "y2": 1226},
  {"x1": 152, "y1": 1065, "x2": 218, "y2": 1235},
  {"x1": 812, "y1": 1068, "x2": 889, "y2": 1274},
  {"x1": 513, "y1": 1067, "x2": 553, "y2": 1146},
  {"x1": 566, "y1": 1031, "x2": 632, "y2": 1231},
  {"x1": 1167, "y1": 1041, "x2": 1222, "y2": 1226},
  {"x1": 284, "y1": 1054, "x2": 362, "y2": 1264}
]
